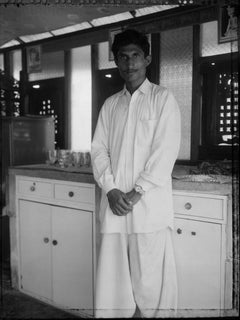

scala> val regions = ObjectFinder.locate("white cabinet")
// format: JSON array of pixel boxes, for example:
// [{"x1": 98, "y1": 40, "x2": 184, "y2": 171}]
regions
[
  {"x1": 16, "y1": 176, "x2": 95, "y2": 317},
  {"x1": 12, "y1": 175, "x2": 232, "y2": 317},
  {"x1": 172, "y1": 191, "x2": 230, "y2": 313}
]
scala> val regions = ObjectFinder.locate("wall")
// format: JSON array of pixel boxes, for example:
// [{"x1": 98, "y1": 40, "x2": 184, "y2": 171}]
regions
[
  {"x1": 160, "y1": 26, "x2": 193, "y2": 161},
  {"x1": 200, "y1": 21, "x2": 238, "y2": 57},
  {"x1": 11, "y1": 50, "x2": 22, "y2": 81},
  {"x1": 98, "y1": 41, "x2": 116, "y2": 70},
  {"x1": 28, "y1": 51, "x2": 64, "y2": 81},
  {"x1": 70, "y1": 46, "x2": 92, "y2": 151}
]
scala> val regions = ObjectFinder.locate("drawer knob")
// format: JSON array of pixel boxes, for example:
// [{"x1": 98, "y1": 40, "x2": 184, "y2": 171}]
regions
[
  {"x1": 52, "y1": 240, "x2": 58, "y2": 246},
  {"x1": 191, "y1": 231, "x2": 196, "y2": 236},
  {"x1": 177, "y1": 228, "x2": 182, "y2": 234},
  {"x1": 43, "y1": 237, "x2": 49, "y2": 243},
  {"x1": 30, "y1": 186, "x2": 35, "y2": 192},
  {"x1": 68, "y1": 191, "x2": 74, "y2": 197},
  {"x1": 184, "y1": 202, "x2": 192, "y2": 210}
]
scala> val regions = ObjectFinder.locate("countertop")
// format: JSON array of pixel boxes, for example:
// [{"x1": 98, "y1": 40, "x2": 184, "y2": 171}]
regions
[
  {"x1": 8, "y1": 163, "x2": 235, "y2": 196},
  {"x1": 8, "y1": 164, "x2": 95, "y2": 184}
]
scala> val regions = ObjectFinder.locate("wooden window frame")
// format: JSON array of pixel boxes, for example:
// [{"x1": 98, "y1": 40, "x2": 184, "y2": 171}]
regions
[{"x1": 198, "y1": 52, "x2": 239, "y2": 161}]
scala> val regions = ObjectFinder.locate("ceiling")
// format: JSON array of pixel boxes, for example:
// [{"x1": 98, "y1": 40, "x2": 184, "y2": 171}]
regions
[{"x1": 0, "y1": 4, "x2": 177, "y2": 48}]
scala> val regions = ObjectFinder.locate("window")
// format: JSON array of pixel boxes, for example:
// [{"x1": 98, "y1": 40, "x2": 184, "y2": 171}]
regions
[{"x1": 199, "y1": 53, "x2": 239, "y2": 160}]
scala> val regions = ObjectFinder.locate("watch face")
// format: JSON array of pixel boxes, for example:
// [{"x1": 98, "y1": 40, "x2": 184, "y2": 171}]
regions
[{"x1": 135, "y1": 185, "x2": 144, "y2": 194}]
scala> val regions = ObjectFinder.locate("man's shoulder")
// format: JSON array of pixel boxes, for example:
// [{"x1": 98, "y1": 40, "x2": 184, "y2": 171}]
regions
[
  {"x1": 149, "y1": 82, "x2": 170, "y2": 96},
  {"x1": 104, "y1": 89, "x2": 123, "y2": 105},
  {"x1": 148, "y1": 82, "x2": 178, "y2": 108}
]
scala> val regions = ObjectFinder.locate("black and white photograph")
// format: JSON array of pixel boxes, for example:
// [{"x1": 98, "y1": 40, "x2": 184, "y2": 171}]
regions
[
  {"x1": 27, "y1": 45, "x2": 42, "y2": 73},
  {"x1": 0, "y1": 1, "x2": 239, "y2": 319},
  {"x1": 218, "y1": 4, "x2": 238, "y2": 43}
]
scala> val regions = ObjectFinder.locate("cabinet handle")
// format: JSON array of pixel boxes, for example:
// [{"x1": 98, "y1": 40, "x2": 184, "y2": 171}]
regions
[
  {"x1": 52, "y1": 240, "x2": 58, "y2": 246},
  {"x1": 184, "y1": 202, "x2": 192, "y2": 210},
  {"x1": 43, "y1": 237, "x2": 49, "y2": 243},
  {"x1": 191, "y1": 231, "x2": 196, "y2": 236},
  {"x1": 30, "y1": 186, "x2": 35, "y2": 192},
  {"x1": 68, "y1": 191, "x2": 74, "y2": 197},
  {"x1": 177, "y1": 228, "x2": 182, "y2": 234}
]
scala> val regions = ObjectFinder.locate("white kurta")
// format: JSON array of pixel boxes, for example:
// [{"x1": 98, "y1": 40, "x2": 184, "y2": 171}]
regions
[{"x1": 91, "y1": 78, "x2": 181, "y2": 234}]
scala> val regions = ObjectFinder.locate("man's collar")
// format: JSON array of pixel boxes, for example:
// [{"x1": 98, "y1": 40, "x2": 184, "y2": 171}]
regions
[
  {"x1": 138, "y1": 78, "x2": 151, "y2": 94},
  {"x1": 119, "y1": 78, "x2": 151, "y2": 96}
]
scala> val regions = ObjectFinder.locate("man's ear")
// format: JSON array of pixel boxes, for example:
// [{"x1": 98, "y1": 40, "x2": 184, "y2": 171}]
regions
[{"x1": 145, "y1": 55, "x2": 152, "y2": 67}]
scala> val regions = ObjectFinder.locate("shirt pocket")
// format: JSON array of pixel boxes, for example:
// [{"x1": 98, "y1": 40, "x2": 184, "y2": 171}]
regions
[{"x1": 136, "y1": 119, "x2": 158, "y2": 148}]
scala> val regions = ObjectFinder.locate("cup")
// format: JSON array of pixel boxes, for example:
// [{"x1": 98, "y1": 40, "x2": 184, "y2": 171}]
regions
[
  {"x1": 80, "y1": 151, "x2": 91, "y2": 167},
  {"x1": 47, "y1": 150, "x2": 57, "y2": 165},
  {"x1": 72, "y1": 152, "x2": 81, "y2": 167},
  {"x1": 84, "y1": 151, "x2": 91, "y2": 167},
  {"x1": 57, "y1": 150, "x2": 72, "y2": 168}
]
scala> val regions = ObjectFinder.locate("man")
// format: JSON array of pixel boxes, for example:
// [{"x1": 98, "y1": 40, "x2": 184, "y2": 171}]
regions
[{"x1": 91, "y1": 29, "x2": 181, "y2": 318}]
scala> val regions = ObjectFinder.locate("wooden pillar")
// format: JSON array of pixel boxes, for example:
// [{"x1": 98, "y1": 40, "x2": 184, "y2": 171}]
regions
[
  {"x1": 64, "y1": 50, "x2": 71, "y2": 149},
  {"x1": 3, "y1": 51, "x2": 11, "y2": 76},
  {"x1": 91, "y1": 44, "x2": 99, "y2": 139},
  {"x1": 148, "y1": 33, "x2": 160, "y2": 85},
  {"x1": 19, "y1": 47, "x2": 29, "y2": 115},
  {"x1": 3, "y1": 52, "x2": 12, "y2": 116},
  {"x1": 190, "y1": 24, "x2": 201, "y2": 161}
]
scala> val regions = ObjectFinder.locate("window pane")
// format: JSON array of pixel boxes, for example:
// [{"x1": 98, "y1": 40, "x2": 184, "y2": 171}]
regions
[{"x1": 216, "y1": 71, "x2": 238, "y2": 145}]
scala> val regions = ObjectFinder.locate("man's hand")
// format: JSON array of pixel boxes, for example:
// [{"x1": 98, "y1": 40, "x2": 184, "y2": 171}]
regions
[
  {"x1": 107, "y1": 188, "x2": 133, "y2": 216},
  {"x1": 126, "y1": 189, "x2": 142, "y2": 206}
]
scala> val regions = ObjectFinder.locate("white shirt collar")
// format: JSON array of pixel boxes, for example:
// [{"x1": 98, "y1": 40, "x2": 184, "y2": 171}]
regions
[{"x1": 119, "y1": 78, "x2": 151, "y2": 96}]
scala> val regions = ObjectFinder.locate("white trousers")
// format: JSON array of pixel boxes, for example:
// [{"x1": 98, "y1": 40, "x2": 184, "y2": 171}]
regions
[{"x1": 95, "y1": 228, "x2": 177, "y2": 318}]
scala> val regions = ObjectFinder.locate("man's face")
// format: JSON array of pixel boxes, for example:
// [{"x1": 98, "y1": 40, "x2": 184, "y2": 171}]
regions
[{"x1": 115, "y1": 44, "x2": 151, "y2": 86}]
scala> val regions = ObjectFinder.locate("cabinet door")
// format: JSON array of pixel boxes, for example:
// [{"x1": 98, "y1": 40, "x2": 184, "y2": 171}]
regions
[
  {"x1": 51, "y1": 206, "x2": 93, "y2": 314},
  {"x1": 173, "y1": 218, "x2": 222, "y2": 309},
  {"x1": 19, "y1": 200, "x2": 52, "y2": 300}
]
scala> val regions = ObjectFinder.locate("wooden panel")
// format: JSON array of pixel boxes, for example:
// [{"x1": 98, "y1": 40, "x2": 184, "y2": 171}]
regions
[
  {"x1": 147, "y1": 33, "x2": 160, "y2": 85},
  {"x1": 191, "y1": 24, "x2": 201, "y2": 161},
  {"x1": 64, "y1": 50, "x2": 71, "y2": 149}
]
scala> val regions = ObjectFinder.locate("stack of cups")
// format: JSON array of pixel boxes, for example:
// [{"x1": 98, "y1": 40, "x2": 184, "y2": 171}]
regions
[
  {"x1": 47, "y1": 149, "x2": 91, "y2": 168},
  {"x1": 57, "y1": 150, "x2": 72, "y2": 168}
]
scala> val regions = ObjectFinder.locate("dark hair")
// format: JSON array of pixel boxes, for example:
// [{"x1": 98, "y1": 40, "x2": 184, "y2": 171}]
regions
[{"x1": 111, "y1": 29, "x2": 150, "y2": 59}]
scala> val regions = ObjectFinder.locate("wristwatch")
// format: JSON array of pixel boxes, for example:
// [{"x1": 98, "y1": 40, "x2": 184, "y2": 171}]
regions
[{"x1": 134, "y1": 184, "x2": 145, "y2": 195}]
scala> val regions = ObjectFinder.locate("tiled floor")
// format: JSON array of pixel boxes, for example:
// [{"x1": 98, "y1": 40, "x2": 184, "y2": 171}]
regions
[
  {"x1": 0, "y1": 261, "x2": 142, "y2": 319},
  {"x1": 0, "y1": 260, "x2": 80, "y2": 319}
]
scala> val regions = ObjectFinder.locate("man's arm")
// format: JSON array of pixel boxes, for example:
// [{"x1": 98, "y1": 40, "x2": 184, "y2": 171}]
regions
[
  {"x1": 91, "y1": 103, "x2": 132, "y2": 215},
  {"x1": 91, "y1": 104, "x2": 116, "y2": 194}
]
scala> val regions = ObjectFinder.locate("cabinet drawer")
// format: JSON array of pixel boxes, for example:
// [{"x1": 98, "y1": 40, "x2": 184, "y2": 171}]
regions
[
  {"x1": 54, "y1": 184, "x2": 94, "y2": 204},
  {"x1": 173, "y1": 194, "x2": 223, "y2": 220},
  {"x1": 18, "y1": 179, "x2": 53, "y2": 198}
]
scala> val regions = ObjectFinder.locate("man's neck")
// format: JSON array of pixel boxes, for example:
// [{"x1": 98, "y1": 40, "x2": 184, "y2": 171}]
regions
[{"x1": 126, "y1": 78, "x2": 146, "y2": 95}]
